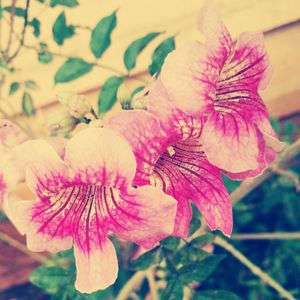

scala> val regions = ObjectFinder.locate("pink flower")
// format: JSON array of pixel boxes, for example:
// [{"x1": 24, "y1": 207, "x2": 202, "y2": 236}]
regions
[
  {"x1": 108, "y1": 98, "x2": 233, "y2": 238},
  {"x1": 11, "y1": 127, "x2": 177, "y2": 293},
  {"x1": 158, "y1": 0, "x2": 283, "y2": 179}
]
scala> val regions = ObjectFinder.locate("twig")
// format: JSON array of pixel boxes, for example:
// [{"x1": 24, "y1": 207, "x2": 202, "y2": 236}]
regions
[
  {"x1": 7, "y1": 0, "x2": 31, "y2": 63},
  {"x1": 270, "y1": 165, "x2": 300, "y2": 191},
  {"x1": 116, "y1": 271, "x2": 147, "y2": 300},
  {"x1": 0, "y1": 231, "x2": 48, "y2": 265},
  {"x1": 231, "y1": 232, "x2": 300, "y2": 240},
  {"x1": 5, "y1": 0, "x2": 17, "y2": 58},
  {"x1": 231, "y1": 138, "x2": 300, "y2": 205},
  {"x1": 146, "y1": 267, "x2": 160, "y2": 300},
  {"x1": 214, "y1": 236, "x2": 296, "y2": 300}
]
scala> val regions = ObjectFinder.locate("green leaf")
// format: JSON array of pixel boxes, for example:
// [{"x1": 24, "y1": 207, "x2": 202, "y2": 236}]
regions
[
  {"x1": 24, "y1": 80, "x2": 39, "y2": 90},
  {"x1": 9, "y1": 82, "x2": 20, "y2": 95},
  {"x1": 149, "y1": 36, "x2": 175, "y2": 75},
  {"x1": 177, "y1": 255, "x2": 226, "y2": 283},
  {"x1": 193, "y1": 290, "x2": 242, "y2": 300},
  {"x1": 30, "y1": 266, "x2": 69, "y2": 294},
  {"x1": 90, "y1": 11, "x2": 117, "y2": 58},
  {"x1": 161, "y1": 237, "x2": 180, "y2": 251},
  {"x1": 50, "y1": 0, "x2": 79, "y2": 7},
  {"x1": 52, "y1": 12, "x2": 75, "y2": 45},
  {"x1": 38, "y1": 43, "x2": 53, "y2": 64},
  {"x1": 98, "y1": 76, "x2": 124, "y2": 115},
  {"x1": 22, "y1": 92, "x2": 35, "y2": 117},
  {"x1": 131, "y1": 85, "x2": 145, "y2": 97},
  {"x1": 124, "y1": 32, "x2": 161, "y2": 71},
  {"x1": 130, "y1": 246, "x2": 160, "y2": 270},
  {"x1": 162, "y1": 279, "x2": 183, "y2": 300},
  {"x1": 55, "y1": 58, "x2": 93, "y2": 83},
  {"x1": 190, "y1": 233, "x2": 215, "y2": 248},
  {"x1": 3, "y1": 6, "x2": 26, "y2": 17},
  {"x1": 29, "y1": 18, "x2": 40, "y2": 37}
]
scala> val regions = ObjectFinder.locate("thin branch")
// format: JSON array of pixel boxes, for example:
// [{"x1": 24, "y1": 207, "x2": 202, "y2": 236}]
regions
[
  {"x1": 214, "y1": 236, "x2": 296, "y2": 300},
  {"x1": 146, "y1": 267, "x2": 160, "y2": 300},
  {"x1": 7, "y1": 0, "x2": 30, "y2": 63},
  {"x1": 116, "y1": 271, "x2": 147, "y2": 300},
  {"x1": 231, "y1": 232, "x2": 300, "y2": 240},
  {"x1": 270, "y1": 165, "x2": 300, "y2": 191},
  {"x1": 5, "y1": 0, "x2": 17, "y2": 57},
  {"x1": 231, "y1": 138, "x2": 300, "y2": 205}
]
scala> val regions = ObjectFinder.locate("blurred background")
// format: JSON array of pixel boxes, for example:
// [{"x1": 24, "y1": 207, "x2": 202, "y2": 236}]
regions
[{"x1": 0, "y1": 0, "x2": 300, "y2": 299}]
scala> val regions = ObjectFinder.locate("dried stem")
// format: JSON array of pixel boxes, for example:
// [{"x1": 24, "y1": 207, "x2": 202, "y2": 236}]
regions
[
  {"x1": 214, "y1": 236, "x2": 296, "y2": 300},
  {"x1": 231, "y1": 232, "x2": 300, "y2": 240},
  {"x1": 7, "y1": 0, "x2": 31, "y2": 63}
]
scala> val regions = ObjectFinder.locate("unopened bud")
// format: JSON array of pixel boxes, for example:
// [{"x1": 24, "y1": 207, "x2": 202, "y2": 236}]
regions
[
  {"x1": 45, "y1": 109, "x2": 77, "y2": 135},
  {"x1": 57, "y1": 91, "x2": 91, "y2": 118},
  {"x1": 117, "y1": 83, "x2": 131, "y2": 109}
]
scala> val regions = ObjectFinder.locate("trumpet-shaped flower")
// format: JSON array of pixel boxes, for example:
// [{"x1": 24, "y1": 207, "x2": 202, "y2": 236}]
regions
[
  {"x1": 11, "y1": 127, "x2": 177, "y2": 293},
  {"x1": 108, "y1": 91, "x2": 232, "y2": 238},
  {"x1": 158, "y1": 0, "x2": 283, "y2": 178}
]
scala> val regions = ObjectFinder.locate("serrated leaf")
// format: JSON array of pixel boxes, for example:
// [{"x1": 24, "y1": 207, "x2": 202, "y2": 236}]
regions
[
  {"x1": 30, "y1": 266, "x2": 69, "y2": 294},
  {"x1": 90, "y1": 11, "x2": 117, "y2": 58},
  {"x1": 124, "y1": 32, "x2": 161, "y2": 71},
  {"x1": 22, "y1": 92, "x2": 35, "y2": 117},
  {"x1": 55, "y1": 58, "x2": 93, "y2": 83},
  {"x1": 29, "y1": 18, "x2": 40, "y2": 37},
  {"x1": 177, "y1": 255, "x2": 226, "y2": 283},
  {"x1": 24, "y1": 80, "x2": 39, "y2": 90},
  {"x1": 149, "y1": 36, "x2": 175, "y2": 75},
  {"x1": 50, "y1": 0, "x2": 78, "y2": 7},
  {"x1": 52, "y1": 12, "x2": 75, "y2": 45},
  {"x1": 161, "y1": 237, "x2": 180, "y2": 251},
  {"x1": 162, "y1": 279, "x2": 183, "y2": 300},
  {"x1": 9, "y1": 82, "x2": 20, "y2": 95},
  {"x1": 3, "y1": 6, "x2": 26, "y2": 17},
  {"x1": 130, "y1": 246, "x2": 160, "y2": 270},
  {"x1": 193, "y1": 290, "x2": 242, "y2": 300},
  {"x1": 98, "y1": 76, "x2": 124, "y2": 115}
]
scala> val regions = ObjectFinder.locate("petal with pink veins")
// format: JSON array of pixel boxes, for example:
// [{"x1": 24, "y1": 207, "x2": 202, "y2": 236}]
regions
[
  {"x1": 202, "y1": 111, "x2": 264, "y2": 174},
  {"x1": 65, "y1": 127, "x2": 136, "y2": 190},
  {"x1": 74, "y1": 238, "x2": 118, "y2": 293},
  {"x1": 197, "y1": 0, "x2": 233, "y2": 60},
  {"x1": 108, "y1": 110, "x2": 169, "y2": 186},
  {"x1": 152, "y1": 139, "x2": 233, "y2": 237},
  {"x1": 111, "y1": 185, "x2": 177, "y2": 249},
  {"x1": 160, "y1": 41, "x2": 217, "y2": 115},
  {"x1": 12, "y1": 140, "x2": 68, "y2": 198}
]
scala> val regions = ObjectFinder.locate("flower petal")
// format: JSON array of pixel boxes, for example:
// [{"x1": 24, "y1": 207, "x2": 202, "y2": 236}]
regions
[
  {"x1": 65, "y1": 128, "x2": 136, "y2": 190},
  {"x1": 13, "y1": 140, "x2": 68, "y2": 197},
  {"x1": 202, "y1": 111, "x2": 264, "y2": 174},
  {"x1": 197, "y1": 0, "x2": 233, "y2": 60},
  {"x1": 111, "y1": 185, "x2": 177, "y2": 249},
  {"x1": 153, "y1": 139, "x2": 233, "y2": 236},
  {"x1": 160, "y1": 40, "x2": 216, "y2": 115},
  {"x1": 147, "y1": 79, "x2": 203, "y2": 140},
  {"x1": 108, "y1": 110, "x2": 169, "y2": 186},
  {"x1": 74, "y1": 238, "x2": 118, "y2": 293}
]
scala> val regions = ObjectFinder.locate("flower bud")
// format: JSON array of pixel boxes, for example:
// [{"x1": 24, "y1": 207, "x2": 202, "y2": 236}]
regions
[
  {"x1": 45, "y1": 109, "x2": 77, "y2": 135},
  {"x1": 57, "y1": 91, "x2": 91, "y2": 118},
  {"x1": 117, "y1": 83, "x2": 131, "y2": 109}
]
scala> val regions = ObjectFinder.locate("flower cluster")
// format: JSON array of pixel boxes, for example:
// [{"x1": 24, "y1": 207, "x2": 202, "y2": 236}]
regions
[{"x1": 0, "y1": 0, "x2": 282, "y2": 294}]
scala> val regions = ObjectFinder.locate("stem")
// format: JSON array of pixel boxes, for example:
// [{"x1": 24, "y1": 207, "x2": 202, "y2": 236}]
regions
[
  {"x1": 146, "y1": 267, "x2": 160, "y2": 300},
  {"x1": 7, "y1": 0, "x2": 30, "y2": 63},
  {"x1": 231, "y1": 232, "x2": 300, "y2": 240},
  {"x1": 214, "y1": 236, "x2": 296, "y2": 300},
  {"x1": 231, "y1": 138, "x2": 300, "y2": 205},
  {"x1": 0, "y1": 231, "x2": 49, "y2": 265},
  {"x1": 5, "y1": 0, "x2": 17, "y2": 57},
  {"x1": 116, "y1": 271, "x2": 147, "y2": 300}
]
